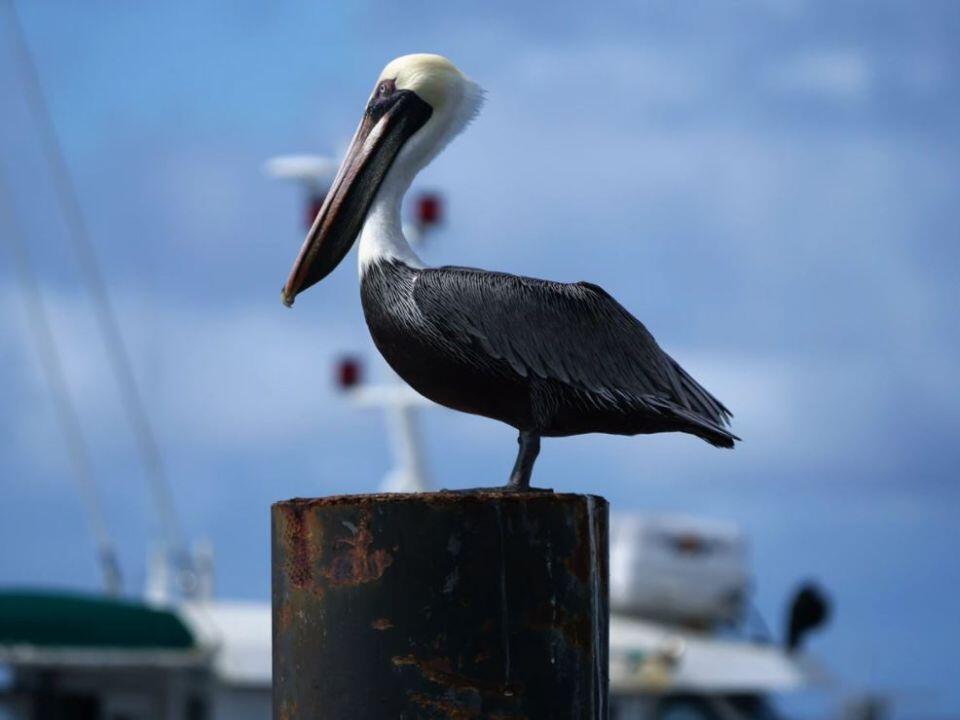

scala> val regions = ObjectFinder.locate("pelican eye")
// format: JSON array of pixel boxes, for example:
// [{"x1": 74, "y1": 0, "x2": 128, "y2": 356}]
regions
[{"x1": 367, "y1": 79, "x2": 399, "y2": 119}]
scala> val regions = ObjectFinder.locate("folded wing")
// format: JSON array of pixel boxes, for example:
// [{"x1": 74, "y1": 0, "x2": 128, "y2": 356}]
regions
[{"x1": 413, "y1": 266, "x2": 736, "y2": 442}]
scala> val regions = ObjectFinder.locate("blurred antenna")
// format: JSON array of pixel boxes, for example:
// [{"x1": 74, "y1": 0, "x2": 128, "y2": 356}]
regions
[
  {"x1": 333, "y1": 357, "x2": 433, "y2": 492},
  {"x1": 264, "y1": 154, "x2": 339, "y2": 191},
  {"x1": 264, "y1": 154, "x2": 338, "y2": 231},
  {"x1": 2, "y1": 0, "x2": 191, "y2": 590},
  {"x1": 0, "y1": 166, "x2": 122, "y2": 596}
]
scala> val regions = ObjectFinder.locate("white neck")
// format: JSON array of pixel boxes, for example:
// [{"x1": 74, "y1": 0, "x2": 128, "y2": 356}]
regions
[
  {"x1": 358, "y1": 74, "x2": 484, "y2": 275},
  {"x1": 357, "y1": 165, "x2": 424, "y2": 274}
]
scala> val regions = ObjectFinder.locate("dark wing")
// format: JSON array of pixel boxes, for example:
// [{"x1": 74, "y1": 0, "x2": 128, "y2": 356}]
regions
[{"x1": 413, "y1": 266, "x2": 734, "y2": 434}]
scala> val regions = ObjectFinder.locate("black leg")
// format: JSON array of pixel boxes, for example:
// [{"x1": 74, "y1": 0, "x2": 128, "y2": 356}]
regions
[
  {"x1": 507, "y1": 431, "x2": 540, "y2": 490},
  {"x1": 440, "y1": 430, "x2": 550, "y2": 493}
]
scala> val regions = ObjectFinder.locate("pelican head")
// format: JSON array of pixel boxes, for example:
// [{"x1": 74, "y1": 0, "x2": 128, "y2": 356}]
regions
[{"x1": 281, "y1": 54, "x2": 483, "y2": 306}]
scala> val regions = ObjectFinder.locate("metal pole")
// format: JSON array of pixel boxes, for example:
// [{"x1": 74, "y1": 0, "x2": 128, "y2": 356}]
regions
[
  {"x1": 273, "y1": 491, "x2": 609, "y2": 719},
  {"x1": 382, "y1": 403, "x2": 430, "y2": 492},
  {"x1": 346, "y1": 375, "x2": 434, "y2": 493}
]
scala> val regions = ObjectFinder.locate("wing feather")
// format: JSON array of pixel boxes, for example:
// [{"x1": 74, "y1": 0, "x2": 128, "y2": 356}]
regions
[{"x1": 413, "y1": 266, "x2": 733, "y2": 429}]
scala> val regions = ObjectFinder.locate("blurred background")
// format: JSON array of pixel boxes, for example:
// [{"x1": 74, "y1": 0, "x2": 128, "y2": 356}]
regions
[{"x1": 1, "y1": 1, "x2": 958, "y2": 719}]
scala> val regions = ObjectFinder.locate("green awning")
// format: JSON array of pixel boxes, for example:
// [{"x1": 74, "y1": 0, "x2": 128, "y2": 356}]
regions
[{"x1": 0, "y1": 590, "x2": 194, "y2": 650}]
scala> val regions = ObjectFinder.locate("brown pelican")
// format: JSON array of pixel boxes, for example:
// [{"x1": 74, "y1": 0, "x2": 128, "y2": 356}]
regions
[{"x1": 281, "y1": 54, "x2": 738, "y2": 490}]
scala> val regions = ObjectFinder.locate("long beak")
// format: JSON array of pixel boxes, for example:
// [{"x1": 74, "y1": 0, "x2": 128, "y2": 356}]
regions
[{"x1": 281, "y1": 90, "x2": 432, "y2": 307}]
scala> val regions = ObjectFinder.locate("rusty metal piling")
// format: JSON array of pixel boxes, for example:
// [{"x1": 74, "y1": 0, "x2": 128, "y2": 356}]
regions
[{"x1": 272, "y1": 491, "x2": 609, "y2": 719}]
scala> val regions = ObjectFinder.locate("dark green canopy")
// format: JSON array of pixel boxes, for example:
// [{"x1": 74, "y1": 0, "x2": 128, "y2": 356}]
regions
[{"x1": 0, "y1": 590, "x2": 194, "y2": 650}]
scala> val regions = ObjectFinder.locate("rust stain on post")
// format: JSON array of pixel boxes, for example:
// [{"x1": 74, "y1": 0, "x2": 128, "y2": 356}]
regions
[
  {"x1": 280, "y1": 504, "x2": 316, "y2": 591},
  {"x1": 276, "y1": 602, "x2": 294, "y2": 635},
  {"x1": 407, "y1": 692, "x2": 530, "y2": 720},
  {"x1": 408, "y1": 692, "x2": 480, "y2": 720},
  {"x1": 391, "y1": 653, "x2": 516, "y2": 695},
  {"x1": 320, "y1": 513, "x2": 393, "y2": 587},
  {"x1": 565, "y1": 500, "x2": 593, "y2": 584}
]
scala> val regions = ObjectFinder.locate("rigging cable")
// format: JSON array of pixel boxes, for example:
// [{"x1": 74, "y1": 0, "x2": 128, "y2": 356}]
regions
[
  {"x1": 2, "y1": 0, "x2": 190, "y2": 581},
  {"x1": 0, "y1": 165, "x2": 122, "y2": 596}
]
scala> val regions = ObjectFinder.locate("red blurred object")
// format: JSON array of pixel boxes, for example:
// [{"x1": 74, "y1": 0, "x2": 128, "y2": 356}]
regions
[
  {"x1": 336, "y1": 357, "x2": 363, "y2": 390},
  {"x1": 305, "y1": 194, "x2": 326, "y2": 230},
  {"x1": 672, "y1": 532, "x2": 707, "y2": 555},
  {"x1": 415, "y1": 192, "x2": 443, "y2": 228}
]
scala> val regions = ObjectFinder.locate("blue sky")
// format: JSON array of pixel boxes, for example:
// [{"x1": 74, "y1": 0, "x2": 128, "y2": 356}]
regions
[{"x1": 1, "y1": 0, "x2": 958, "y2": 715}]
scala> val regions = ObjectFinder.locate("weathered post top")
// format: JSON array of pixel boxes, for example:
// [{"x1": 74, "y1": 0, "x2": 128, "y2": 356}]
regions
[{"x1": 272, "y1": 491, "x2": 609, "y2": 719}]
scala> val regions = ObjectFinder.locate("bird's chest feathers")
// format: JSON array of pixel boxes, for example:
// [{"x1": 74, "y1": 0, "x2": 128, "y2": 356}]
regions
[{"x1": 360, "y1": 260, "x2": 424, "y2": 348}]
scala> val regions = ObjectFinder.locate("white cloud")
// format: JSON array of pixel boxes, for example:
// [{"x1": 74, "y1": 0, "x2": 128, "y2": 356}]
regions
[
  {"x1": 515, "y1": 44, "x2": 709, "y2": 108},
  {"x1": 765, "y1": 49, "x2": 873, "y2": 101},
  {"x1": 0, "y1": 284, "x2": 371, "y2": 467}
]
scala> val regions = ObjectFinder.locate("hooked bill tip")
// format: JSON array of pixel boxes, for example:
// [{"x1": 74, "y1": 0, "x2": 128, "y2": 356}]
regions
[{"x1": 281, "y1": 288, "x2": 295, "y2": 308}]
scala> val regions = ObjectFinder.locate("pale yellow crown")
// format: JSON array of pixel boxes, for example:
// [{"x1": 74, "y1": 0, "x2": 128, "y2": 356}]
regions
[{"x1": 379, "y1": 54, "x2": 474, "y2": 112}]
